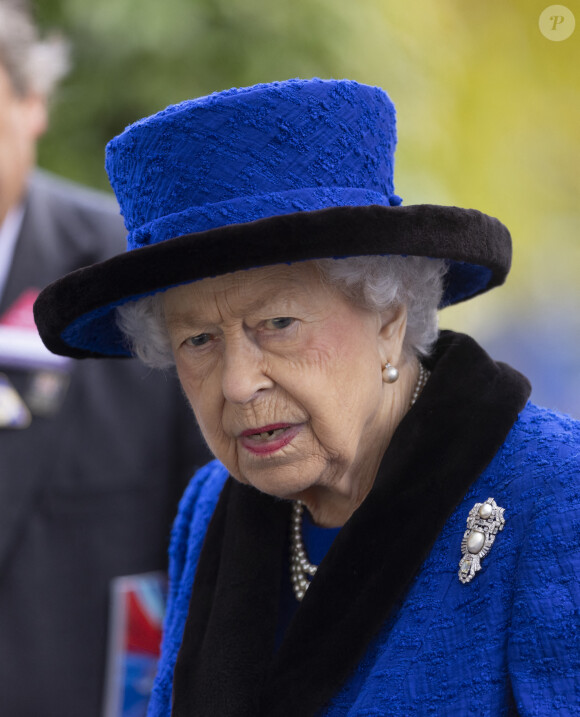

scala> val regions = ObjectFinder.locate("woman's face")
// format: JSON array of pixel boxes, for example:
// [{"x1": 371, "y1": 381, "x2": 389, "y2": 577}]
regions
[{"x1": 162, "y1": 262, "x2": 405, "y2": 517}]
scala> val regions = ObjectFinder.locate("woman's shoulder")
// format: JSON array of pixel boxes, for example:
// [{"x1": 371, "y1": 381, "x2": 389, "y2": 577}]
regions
[
  {"x1": 504, "y1": 401, "x2": 580, "y2": 473},
  {"x1": 470, "y1": 401, "x2": 580, "y2": 544},
  {"x1": 182, "y1": 459, "x2": 230, "y2": 507},
  {"x1": 477, "y1": 400, "x2": 580, "y2": 572},
  {"x1": 496, "y1": 404, "x2": 580, "y2": 711},
  {"x1": 518, "y1": 400, "x2": 580, "y2": 432},
  {"x1": 176, "y1": 459, "x2": 229, "y2": 527},
  {"x1": 168, "y1": 460, "x2": 229, "y2": 571}
]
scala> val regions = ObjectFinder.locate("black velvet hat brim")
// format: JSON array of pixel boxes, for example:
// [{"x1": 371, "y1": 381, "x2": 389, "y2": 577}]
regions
[{"x1": 33, "y1": 203, "x2": 512, "y2": 359}]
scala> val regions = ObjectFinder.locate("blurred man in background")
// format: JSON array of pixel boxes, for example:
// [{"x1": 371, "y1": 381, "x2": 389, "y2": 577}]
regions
[{"x1": 0, "y1": 2, "x2": 210, "y2": 715}]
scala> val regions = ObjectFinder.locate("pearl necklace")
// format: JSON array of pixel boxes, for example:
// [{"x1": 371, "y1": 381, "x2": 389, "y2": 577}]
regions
[{"x1": 289, "y1": 363, "x2": 430, "y2": 601}]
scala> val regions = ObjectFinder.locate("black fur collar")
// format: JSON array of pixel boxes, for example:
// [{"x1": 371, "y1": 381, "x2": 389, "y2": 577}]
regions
[{"x1": 171, "y1": 332, "x2": 531, "y2": 716}]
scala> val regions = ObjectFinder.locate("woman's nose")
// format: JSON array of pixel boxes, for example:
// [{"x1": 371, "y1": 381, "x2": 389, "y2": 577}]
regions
[{"x1": 221, "y1": 335, "x2": 274, "y2": 404}]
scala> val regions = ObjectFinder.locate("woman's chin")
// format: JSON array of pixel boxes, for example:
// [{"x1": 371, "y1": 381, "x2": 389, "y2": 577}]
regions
[{"x1": 236, "y1": 454, "x2": 327, "y2": 501}]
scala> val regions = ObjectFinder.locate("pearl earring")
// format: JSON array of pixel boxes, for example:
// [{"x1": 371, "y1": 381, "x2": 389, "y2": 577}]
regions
[{"x1": 382, "y1": 361, "x2": 399, "y2": 384}]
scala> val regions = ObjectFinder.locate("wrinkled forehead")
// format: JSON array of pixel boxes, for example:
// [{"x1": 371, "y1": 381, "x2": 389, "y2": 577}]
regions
[{"x1": 162, "y1": 261, "x2": 326, "y2": 325}]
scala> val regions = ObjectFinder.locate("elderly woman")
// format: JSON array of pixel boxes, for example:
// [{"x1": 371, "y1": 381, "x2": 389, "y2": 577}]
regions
[{"x1": 34, "y1": 79, "x2": 579, "y2": 716}]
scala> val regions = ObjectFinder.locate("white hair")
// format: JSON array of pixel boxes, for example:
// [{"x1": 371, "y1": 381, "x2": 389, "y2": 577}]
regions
[
  {"x1": 0, "y1": 2, "x2": 70, "y2": 97},
  {"x1": 115, "y1": 255, "x2": 448, "y2": 369}
]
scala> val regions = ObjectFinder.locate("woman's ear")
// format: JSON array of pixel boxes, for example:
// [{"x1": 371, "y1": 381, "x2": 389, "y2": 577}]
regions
[{"x1": 378, "y1": 304, "x2": 407, "y2": 368}]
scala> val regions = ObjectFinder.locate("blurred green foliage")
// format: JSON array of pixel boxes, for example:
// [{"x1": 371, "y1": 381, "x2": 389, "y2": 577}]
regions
[{"x1": 36, "y1": 0, "x2": 355, "y2": 189}]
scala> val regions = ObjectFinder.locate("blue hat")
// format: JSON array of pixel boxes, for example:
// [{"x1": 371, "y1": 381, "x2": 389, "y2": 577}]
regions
[{"x1": 34, "y1": 78, "x2": 511, "y2": 358}]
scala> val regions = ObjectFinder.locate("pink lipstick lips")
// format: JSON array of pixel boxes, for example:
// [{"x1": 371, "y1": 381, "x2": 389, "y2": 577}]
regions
[{"x1": 239, "y1": 423, "x2": 301, "y2": 455}]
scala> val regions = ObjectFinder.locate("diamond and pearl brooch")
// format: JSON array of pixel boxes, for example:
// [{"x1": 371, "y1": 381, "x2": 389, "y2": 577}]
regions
[{"x1": 458, "y1": 497, "x2": 505, "y2": 584}]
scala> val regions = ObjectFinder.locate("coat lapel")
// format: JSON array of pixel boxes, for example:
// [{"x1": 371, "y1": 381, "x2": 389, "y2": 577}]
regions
[
  {"x1": 171, "y1": 479, "x2": 290, "y2": 716},
  {"x1": 1, "y1": 175, "x2": 60, "y2": 313},
  {"x1": 1, "y1": 170, "x2": 119, "y2": 313},
  {"x1": 172, "y1": 332, "x2": 531, "y2": 717}
]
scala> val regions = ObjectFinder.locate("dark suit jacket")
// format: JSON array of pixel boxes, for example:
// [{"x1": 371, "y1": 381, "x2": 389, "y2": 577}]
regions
[{"x1": 0, "y1": 171, "x2": 211, "y2": 717}]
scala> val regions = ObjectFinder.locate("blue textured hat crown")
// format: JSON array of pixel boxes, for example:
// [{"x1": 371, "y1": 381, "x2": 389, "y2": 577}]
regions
[
  {"x1": 105, "y1": 78, "x2": 402, "y2": 251},
  {"x1": 34, "y1": 76, "x2": 512, "y2": 360}
]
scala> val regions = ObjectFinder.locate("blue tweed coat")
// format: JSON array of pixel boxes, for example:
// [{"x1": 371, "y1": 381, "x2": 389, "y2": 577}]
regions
[{"x1": 148, "y1": 333, "x2": 580, "y2": 716}]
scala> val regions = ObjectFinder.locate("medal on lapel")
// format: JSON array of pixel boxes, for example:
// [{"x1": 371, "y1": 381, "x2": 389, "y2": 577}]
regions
[{"x1": 458, "y1": 498, "x2": 505, "y2": 584}]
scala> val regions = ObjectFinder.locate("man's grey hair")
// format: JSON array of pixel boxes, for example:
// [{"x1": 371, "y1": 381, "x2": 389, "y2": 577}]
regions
[
  {"x1": 0, "y1": 1, "x2": 70, "y2": 96},
  {"x1": 115, "y1": 255, "x2": 448, "y2": 369}
]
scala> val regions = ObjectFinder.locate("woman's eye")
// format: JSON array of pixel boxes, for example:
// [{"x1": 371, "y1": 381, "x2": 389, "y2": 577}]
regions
[
  {"x1": 185, "y1": 333, "x2": 212, "y2": 347},
  {"x1": 264, "y1": 317, "x2": 294, "y2": 330}
]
